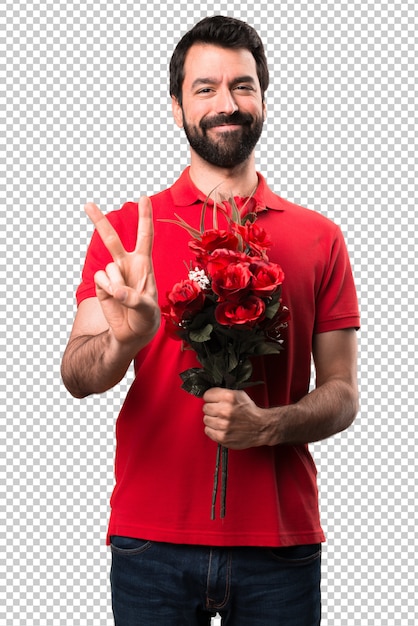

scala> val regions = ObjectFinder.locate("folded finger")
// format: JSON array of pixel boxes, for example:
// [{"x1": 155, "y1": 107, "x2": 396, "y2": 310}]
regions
[
  {"x1": 111, "y1": 288, "x2": 158, "y2": 311},
  {"x1": 105, "y1": 261, "x2": 126, "y2": 287},
  {"x1": 94, "y1": 263, "x2": 127, "y2": 297},
  {"x1": 93, "y1": 269, "x2": 114, "y2": 296}
]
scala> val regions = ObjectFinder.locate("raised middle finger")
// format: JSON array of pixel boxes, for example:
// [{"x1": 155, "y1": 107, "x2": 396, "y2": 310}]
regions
[{"x1": 135, "y1": 196, "x2": 154, "y2": 257}]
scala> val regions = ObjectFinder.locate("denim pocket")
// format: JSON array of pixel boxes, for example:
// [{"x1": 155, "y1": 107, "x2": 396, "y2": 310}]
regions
[
  {"x1": 110, "y1": 535, "x2": 152, "y2": 556},
  {"x1": 268, "y1": 543, "x2": 321, "y2": 565}
]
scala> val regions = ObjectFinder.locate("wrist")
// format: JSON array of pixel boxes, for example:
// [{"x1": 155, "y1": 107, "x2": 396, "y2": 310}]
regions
[
  {"x1": 255, "y1": 406, "x2": 284, "y2": 447},
  {"x1": 107, "y1": 326, "x2": 156, "y2": 359}
]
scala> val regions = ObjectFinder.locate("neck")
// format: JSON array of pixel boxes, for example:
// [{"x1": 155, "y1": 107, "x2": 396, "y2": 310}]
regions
[{"x1": 188, "y1": 152, "x2": 259, "y2": 199}]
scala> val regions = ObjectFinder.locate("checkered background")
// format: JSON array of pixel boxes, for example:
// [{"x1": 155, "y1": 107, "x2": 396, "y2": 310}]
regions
[{"x1": 1, "y1": 0, "x2": 416, "y2": 624}]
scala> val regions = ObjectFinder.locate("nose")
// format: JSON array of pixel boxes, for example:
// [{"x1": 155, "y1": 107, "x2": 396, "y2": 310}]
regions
[{"x1": 216, "y1": 88, "x2": 239, "y2": 115}]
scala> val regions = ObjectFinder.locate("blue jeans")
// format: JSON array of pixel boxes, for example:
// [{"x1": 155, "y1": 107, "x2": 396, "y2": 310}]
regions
[{"x1": 110, "y1": 536, "x2": 321, "y2": 625}]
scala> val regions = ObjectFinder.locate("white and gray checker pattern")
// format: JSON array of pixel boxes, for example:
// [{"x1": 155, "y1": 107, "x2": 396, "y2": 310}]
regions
[{"x1": 1, "y1": 1, "x2": 416, "y2": 624}]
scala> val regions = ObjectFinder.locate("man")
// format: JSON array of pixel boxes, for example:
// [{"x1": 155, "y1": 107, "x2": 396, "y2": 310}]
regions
[{"x1": 61, "y1": 16, "x2": 359, "y2": 625}]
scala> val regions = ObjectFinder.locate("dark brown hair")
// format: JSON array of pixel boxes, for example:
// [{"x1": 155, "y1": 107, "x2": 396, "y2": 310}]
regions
[{"x1": 169, "y1": 16, "x2": 269, "y2": 105}]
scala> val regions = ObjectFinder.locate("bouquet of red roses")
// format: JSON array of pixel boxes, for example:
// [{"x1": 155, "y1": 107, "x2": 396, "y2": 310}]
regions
[{"x1": 161, "y1": 195, "x2": 289, "y2": 518}]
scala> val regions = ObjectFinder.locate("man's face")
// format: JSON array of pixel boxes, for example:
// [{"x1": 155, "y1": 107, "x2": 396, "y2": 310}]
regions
[{"x1": 172, "y1": 44, "x2": 266, "y2": 169}]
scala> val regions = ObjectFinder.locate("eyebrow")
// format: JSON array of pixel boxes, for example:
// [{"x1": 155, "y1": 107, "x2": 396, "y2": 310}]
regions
[{"x1": 191, "y1": 75, "x2": 257, "y2": 90}]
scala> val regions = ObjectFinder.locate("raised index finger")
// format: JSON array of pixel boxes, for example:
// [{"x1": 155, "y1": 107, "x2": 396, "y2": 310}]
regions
[
  {"x1": 135, "y1": 196, "x2": 154, "y2": 256},
  {"x1": 84, "y1": 202, "x2": 126, "y2": 260}
]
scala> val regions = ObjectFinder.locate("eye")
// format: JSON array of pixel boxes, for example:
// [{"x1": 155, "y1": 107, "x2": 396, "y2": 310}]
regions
[{"x1": 234, "y1": 84, "x2": 255, "y2": 92}]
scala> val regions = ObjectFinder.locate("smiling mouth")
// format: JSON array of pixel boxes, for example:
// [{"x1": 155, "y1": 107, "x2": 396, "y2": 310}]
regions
[
  {"x1": 201, "y1": 113, "x2": 253, "y2": 132},
  {"x1": 209, "y1": 123, "x2": 242, "y2": 131}
]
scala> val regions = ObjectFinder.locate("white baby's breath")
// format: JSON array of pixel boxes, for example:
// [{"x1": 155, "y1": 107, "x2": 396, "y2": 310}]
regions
[{"x1": 188, "y1": 267, "x2": 210, "y2": 289}]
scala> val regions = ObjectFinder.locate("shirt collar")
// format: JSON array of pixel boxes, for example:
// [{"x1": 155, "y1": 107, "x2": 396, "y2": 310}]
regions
[{"x1": 170, "y1": 166, "x2": 285, "y2": 212}]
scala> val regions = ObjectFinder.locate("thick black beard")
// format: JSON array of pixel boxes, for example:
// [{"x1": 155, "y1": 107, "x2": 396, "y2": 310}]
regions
[{"x1": 182, "y1": 111, "x2": 264, "y2": 169}]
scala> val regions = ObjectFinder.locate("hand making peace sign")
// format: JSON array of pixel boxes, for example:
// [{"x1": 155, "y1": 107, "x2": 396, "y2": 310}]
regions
[{"x1": 84, "y1": 196, "x2": 161, "y2": 347}]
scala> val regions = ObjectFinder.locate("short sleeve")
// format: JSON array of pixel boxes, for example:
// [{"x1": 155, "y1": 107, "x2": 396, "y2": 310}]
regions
[{"x1": 314, "y1": 226, "x2": 360, "y2": 333}]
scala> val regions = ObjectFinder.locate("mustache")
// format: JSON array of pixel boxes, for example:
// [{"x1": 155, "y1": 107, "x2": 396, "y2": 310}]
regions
[{"x1": 200, "y1": 111, "x2": 254, "y2": 130}]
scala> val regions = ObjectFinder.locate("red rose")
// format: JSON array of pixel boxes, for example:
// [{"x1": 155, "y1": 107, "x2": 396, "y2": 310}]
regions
[
  {"x1": 161, "y1": 307, "x2": 185, "y2": 340},
  {"x1": 215, "y1": 296, "x2": 266, "y2": 326},
  {"x1": 249, "y1": 260, "x2": 285, "y2": 296},
  {"x1": 204, "y1": 248, "x2": 249, "y2": 276},
  {"x1": 211, "y1": 262, "x2": 252, "y2": 302},
  {"x1": 189, "y1": 229, "x2": 240, "y2": 260},
  {"x1": 238, "y1": 221, "x2": 272, "y2": 254},
  {"x1": 164, "y1": 279, "x2": 205, "y2": 324}
]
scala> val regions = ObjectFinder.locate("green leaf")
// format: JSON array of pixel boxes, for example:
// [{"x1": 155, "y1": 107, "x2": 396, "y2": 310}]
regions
[
  {"x1": 200, "y1": 197, "x2": 209, "y2": 234},
  {"x1": 158, "y1": 214, "x2": 202, "y2": 239},
  {"x1": 227, "y1": 345, "x2": 239, "y2": 372},
  {"x1": 210, "y1": 352, "x2": 229, "y2": 385},
  {"x1": 231, "y1": 358, "x2": 253, "y2": 387},
  {"x1": 227, "y1": 195, "x2": 241, "y2": 224},
  {"x1": 189, "y1": 324, "x2": 213, "y2": 343},
  {"x1": 253, "y1": 342, "x2": 283, "y2": 356},
  {"x1": 242, "y1": 211, "x2": 257, "y2": 224},
  {"x1": 180, "y1": 368, "x2": 214, "y2": 397},
  {"x1": 265, "y1": 301, "x2": 281, "y2": 319}
]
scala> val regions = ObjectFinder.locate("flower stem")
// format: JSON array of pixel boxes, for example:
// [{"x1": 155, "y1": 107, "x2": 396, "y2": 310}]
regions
[
  {"x1": 220, "y1": 446, "x2": 228, "y2": 518},
  {"x1": 211, "y1": 443, "x2": 229, "y2": 520},
  {"x1": 211, "y1": 444, "x2": 221, "y2": 520}
]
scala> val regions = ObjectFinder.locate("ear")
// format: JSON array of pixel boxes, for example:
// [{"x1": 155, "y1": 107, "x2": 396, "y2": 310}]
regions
[
  {"x1": 171, "y1": 96, "x2": 184, "y2": 128},
  {"x1": 262, "y1": 100, "x2": 267, "y2": 122}
]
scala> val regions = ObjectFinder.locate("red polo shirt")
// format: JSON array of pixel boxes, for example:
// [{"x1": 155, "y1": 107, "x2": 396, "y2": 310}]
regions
[{"x1": 76, "y1": 168, "x2": 360, "y2": 547}]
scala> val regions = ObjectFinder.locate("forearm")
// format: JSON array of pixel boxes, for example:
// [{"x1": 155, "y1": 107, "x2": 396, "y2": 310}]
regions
[
  {"x1": 203, "y1": 330, "x2": 359, "y2": 449},
  {"x1": 61, "y1": 330, "x2": 143, "y2": 398},
  {"x1": 265, "y1": 378, "x2": 359, "y2": 446}
]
